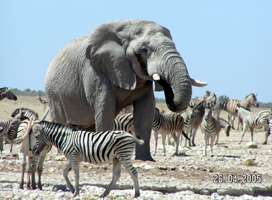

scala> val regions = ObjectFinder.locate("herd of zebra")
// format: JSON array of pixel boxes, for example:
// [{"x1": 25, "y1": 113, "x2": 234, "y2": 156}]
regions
[{"x1": 0, "y1": 87, "x2": 272, "y2": 197}]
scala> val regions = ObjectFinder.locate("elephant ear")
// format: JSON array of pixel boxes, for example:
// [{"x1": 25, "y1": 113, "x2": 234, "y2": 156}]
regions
[{"x1": 86, "y1": 28, "x2": 136, "y2": 90}]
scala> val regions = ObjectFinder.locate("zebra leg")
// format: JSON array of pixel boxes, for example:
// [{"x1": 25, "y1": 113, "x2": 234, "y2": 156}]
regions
[
  {"x1": 9, "y1": 144, "x2": 13, "y2": 153},
  {"x1": 162, "y1": 133, "x2": 167, "y2": 156},
  {"x1": 215, "y1": 132, "x2": 219, "y2": 145},
  {"x1": 63, "y1": 162, "x2": 74, "y2": 193},
  {"x1": 172, "y1": 132, "x2": 180, "y2": 155},
  {"x1": 191, "y1": 128, "x2": 197, "y2": 146},
  {"x1": 20, "y1": 154, "x2": 27, "y2": 189},
  {"x1": 101, "y1": 158, "x2": 121, "y2": 197},
  {"x1": 250, "y1": 127, "x2": 254, "y2": 142},
  {"x1": 120, "y1": 158, "x2": 140, "y2": 198},
  {"x1": 26, "y1": 156, "x2": 36, "y2": 189},
  {"x1": 71, "y1": 161, "x2": 80, "y2": 197},
  {"x1": 204, "y1": 134, "x2": 208, "y2": 156},
  {"x1": 210, "y1": 135, "x2": 216, "y2": 156},
  {"x1": 263, "y1": 129, "x2": 269, "y2": 145},
  {"x1": 239, "y1": 124, "x2": 249, "y2": 144},
  {"x1": 30, "y1": 156, "x2": 37, "y2": 189},
  {"x1": 37, "y1": 152, "x2": 47, "y2": 190},
  {"x1": 153, "y1": 130, "x2": 158, "y2": 156},
  {"x1": 0, "y1": 137, "x2": 3, "y2": 153}
]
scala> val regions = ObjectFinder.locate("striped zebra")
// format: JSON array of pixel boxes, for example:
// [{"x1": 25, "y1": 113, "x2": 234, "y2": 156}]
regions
[
  {"x1": 152, "y1": 108, "x2": 189, "y2": 156},
  {"x1": 8, "y1": 107, "x2": 50, "y2": 190},
  {"x1": 183, "y1": 92, "x2": 217, "y2": 147},
  {"x1": 0, "y1": 87, "x2": 17, "y2": 101},
  {"x1": 113, "y1": 113, "x2": 134, "y2": 133},
  {"x1": 214, "y1": 93, "x2": 258, "y2": 129},
  {"x1": 236, "y1": 104, "x2": 272, "y2": 144},
  {"x1": 201, "y1": 105, "x2": 218, "y2": 156},
  {"x1": 0, "y1": 117, "x2": 22, "y2": 152},
  {"x1": 32, "y1": 121, "x2": 143, "y2": 197},
  {"x1": 214, "y1": 118, "x2": 231, "y2": 145}
]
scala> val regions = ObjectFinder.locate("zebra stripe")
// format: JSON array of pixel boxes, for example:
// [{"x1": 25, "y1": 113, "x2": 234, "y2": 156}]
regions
[
  {"x1": 11, "y1": 107, "x2": 39, "y2": 121},
  {"x1": 33, "y1": 121, "x2": 142, "y2": 197},
  {"x1": 113, "y1": 113, "x2": 134, "y2": 133},
  {"x1": 201, "y1": 107, "x2": 217, "y2": 156}
]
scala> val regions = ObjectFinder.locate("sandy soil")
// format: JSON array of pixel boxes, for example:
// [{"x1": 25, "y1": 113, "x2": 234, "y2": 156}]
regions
[{"x1": 0, "y1": 96, "x2": 272, "y2": 200}]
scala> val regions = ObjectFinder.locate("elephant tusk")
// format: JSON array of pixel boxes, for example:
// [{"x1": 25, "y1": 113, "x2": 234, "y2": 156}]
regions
[
  {"x1": 152, "y1": 74, "x2": 160, "y2": 81},
  {"x1": 190, "y1": 78, "x2": 207, "y2": 87}
]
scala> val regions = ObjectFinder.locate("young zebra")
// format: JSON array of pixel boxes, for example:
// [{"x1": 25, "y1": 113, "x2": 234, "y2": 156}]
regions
[
  {"x1": 152, "y1": 108, "x2": 189, "y2": 156},
  {"x1": 0, "y1": 88, "x2": 17, "y2": 101},
  {"x1": 8, "y1": 107, "x2": 50, "y2": 190},
  {"x1": 236, "y1": 104, "x2": 272, "y2": 144},
  {"x1": 201, "y1": 105, "x2": 218, "y2": 156},
  {"x1": 32, "y1": 121, "x2": 143, "y2": 197},
  {"x1": 214, "y1": 93, "x2": 258, "y2": 129}
]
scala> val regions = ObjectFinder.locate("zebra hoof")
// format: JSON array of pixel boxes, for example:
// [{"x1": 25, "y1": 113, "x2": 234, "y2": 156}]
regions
[
  {"x1": 19, "y1": 184, "x2": 24, "y2": 190},
  {"x1": 262, "y1": 142, "x2": 267, "y2": 145},
  {"x1": 32, "y1": 184, "x2": 37, "y2": 190}
]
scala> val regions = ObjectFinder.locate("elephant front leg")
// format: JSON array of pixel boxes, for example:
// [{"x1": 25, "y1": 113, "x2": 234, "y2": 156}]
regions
[
  {"x1": 94, "y1": 88, "x2": 116, "y2": 131},
  {"x1": 133, "y1": 86, "x2": 155, "y2": 161}
]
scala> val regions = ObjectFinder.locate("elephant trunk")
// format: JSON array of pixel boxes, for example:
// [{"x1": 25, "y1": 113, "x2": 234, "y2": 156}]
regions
[{"x1": 155, "y1": 50, "x2": 192, "y2": 112}]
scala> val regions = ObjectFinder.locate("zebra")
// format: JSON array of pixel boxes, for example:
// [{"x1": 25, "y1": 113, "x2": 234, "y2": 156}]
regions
[
  {"x1": 0, "y1": 88, "x2": 17, "y2": 101},
  {"x1": 201, "y1": 104, "x2": 218, "y2": 156},
  {"x1": 32, "y1": 121, "x2": 143, "y2": 197},
  {"x1": 37, "y1": 95, "x2": 48, "y2": 111},
  {"x1": 236, "y1": 104, "x2": 272, "y2": 144},
  {"x1": 263, "y1": 116, "x2": 272, "y2": 145},
  {"x1": 214, "y1": 118, "x2": 231, "y2": 145},
  {"x1": 214, "y1": 93, "x2": 258, "y2": 129},
  {"x1": 0, "y1": 116, "x2": 22, "y2": 152},
  {"x1": 152, "y1": 107, "x2": 189, "y2": 156},
  {"x1": 8, "y1": 107, "x2": 50, "y2": 190},
  {"x1": 183, "y1": 92, "x2": 217, "y2": 147}
]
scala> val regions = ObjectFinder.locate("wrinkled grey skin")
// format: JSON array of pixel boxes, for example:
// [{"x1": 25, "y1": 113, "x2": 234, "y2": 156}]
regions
[{"x1": 45, "y1": 20, "x2": 205, "y2": 160}]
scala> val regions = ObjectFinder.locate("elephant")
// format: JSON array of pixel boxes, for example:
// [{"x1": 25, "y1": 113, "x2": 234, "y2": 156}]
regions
[{"x1": 45, "y1": 20, "x2": 206, "y2": 160}]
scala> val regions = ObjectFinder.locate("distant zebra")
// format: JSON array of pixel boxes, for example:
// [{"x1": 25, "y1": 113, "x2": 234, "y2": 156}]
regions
[
  {"x1": 214, "y1": 118, "x2": 231, "y2": 145},
  {"x1": 0, "y1": 88, "x2": 17, "y2": 101},
  {"x1": 37, "y1": 96, "x2": 48, "y2": 111},
  {"x1": 201, "y1": 105, "x2": 218, "y2": 156},
  {"x1": 236, "y1": 104, "x2": 272, "y2": 144},
  {"x1": 0, "y1": 117, "x2": 22, "y2": 152},
  {"x1": 214, "y1": 93, "x2": 258, "y2": 129},
  {"x1": 152, "y1": 108, "x2": 189, "y2": 156},
  {"x1": 32, "y1": 121, "x2": 143, "y2": 197},
  {"x1": 11, "y1": 107, "x2": 39, "y2": 121}
]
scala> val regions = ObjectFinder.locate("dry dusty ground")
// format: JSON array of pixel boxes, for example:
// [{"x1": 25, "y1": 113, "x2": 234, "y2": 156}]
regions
[{"x1": 0, "y1": 96, "x2": 272, "y2": 200}]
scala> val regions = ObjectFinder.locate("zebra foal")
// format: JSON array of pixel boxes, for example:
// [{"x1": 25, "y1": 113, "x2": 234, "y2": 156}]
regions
[
  {"x1": 201, "y1": 104, "x2": 218, "y2": 156},
  {"x1": 32, "y1": 121, "x2": 143, "y2": 197}
]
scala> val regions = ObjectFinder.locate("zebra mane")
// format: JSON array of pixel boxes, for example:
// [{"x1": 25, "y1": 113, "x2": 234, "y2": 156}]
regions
[
  {"x1": 237, "y1": 104, "x2": 251, "y2": 112},
  {"x1": 11, "y1": 107, "x2": 39, "y2": 120},
  {"x1": 245, "y1": 93, "x2": 257, "y2": 101}
]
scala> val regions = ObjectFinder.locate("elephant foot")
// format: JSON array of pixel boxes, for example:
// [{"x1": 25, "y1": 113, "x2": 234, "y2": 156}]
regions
[
  {"x1": 38, "y1": 183, "x2": 42, "y2": 190},
  {"x1": 135, "y1": 153, "x2": 155, "y2": 162},
  {"x1": 135, "y1": 191, "x2": 140, "y2": 198},
  {"x1": 32, "y1": 184, "x2": 37, "y2": 190}
]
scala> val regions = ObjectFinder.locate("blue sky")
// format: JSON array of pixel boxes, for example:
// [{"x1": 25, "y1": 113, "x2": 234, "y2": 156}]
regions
[{"x1": 1, "y1": 0, "x2": 271, "y2": 102}]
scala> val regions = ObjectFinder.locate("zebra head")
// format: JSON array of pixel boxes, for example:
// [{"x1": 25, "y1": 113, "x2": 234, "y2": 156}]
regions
[
  {"x1": 245, "y1": 93, "x2": 259, "y2": 107},
  {"x1": 32, "y1": 124, "x2": 48, "y2": 155}
]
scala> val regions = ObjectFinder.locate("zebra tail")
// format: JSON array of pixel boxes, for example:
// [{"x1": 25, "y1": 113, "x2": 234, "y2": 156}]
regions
[
  {"x1": 182, "y1": 130, "x2": 190, "y2": 141},
  {"x1": 133, "y1": 135, "x2": 145, "y2": 145}
]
